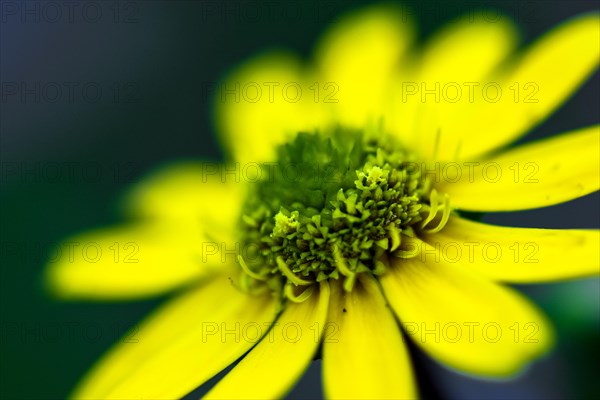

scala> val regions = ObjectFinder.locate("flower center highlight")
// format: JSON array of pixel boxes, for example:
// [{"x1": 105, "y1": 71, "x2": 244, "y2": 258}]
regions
[{"x1": 236, "y1": 127, "x2": 450, "y2": 301}]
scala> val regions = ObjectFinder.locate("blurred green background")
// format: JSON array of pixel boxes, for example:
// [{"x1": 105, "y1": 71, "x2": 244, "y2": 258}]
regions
[{"x1": 1, "y1": 0, "x2": 598, "y2": 399}]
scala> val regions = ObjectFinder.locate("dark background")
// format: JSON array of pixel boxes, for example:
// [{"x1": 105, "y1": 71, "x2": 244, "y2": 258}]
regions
[{"x1": 1, "y1": 0, "x2": 598, "y2": 399}]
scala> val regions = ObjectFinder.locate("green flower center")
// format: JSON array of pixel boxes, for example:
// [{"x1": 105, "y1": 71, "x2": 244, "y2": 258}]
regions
[{"x1": 236, "y1": 126, "x2": 450, "y2": 301}]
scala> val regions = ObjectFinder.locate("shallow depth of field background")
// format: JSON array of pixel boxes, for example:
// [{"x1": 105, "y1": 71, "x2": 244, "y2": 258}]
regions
[{"x1": 1, "y1": 0, "x2": 599, "y2": 399}]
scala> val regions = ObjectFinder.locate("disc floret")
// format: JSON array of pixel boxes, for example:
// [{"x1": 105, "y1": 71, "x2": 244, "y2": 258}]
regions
[{"x1": 237, "y1": 127, "x2": 449, "y2": 299}]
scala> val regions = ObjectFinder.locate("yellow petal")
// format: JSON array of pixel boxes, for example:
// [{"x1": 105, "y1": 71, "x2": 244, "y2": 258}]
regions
[
  {"x1": 421, "y1": 216, "x2": 600, "y2": 282},
  {"x1": 122, "y1": 161, "x2": 244, "y2": 237},
  {"x1": 438, "y1": 125, "x2": 600, "y2": 211},
  {"x1": 73, "y1": 273, "x2": 277, "y2": 399},
  {"x1": 404, "y1": 15, "x2": 519, "y2": 160},
  {"x1": 314, "y1": 3, "x2": 414, "y2": 129},
  {"x1": 205, "y1": 281, "x2": 330, "y2": 400},
  {"x1": 215, "y1": 52, "x2": 327, "y2": 164},
  {"x1": 380, "y1": 248, "x2": 554, "y2": 377},
  {"x1": 45, "y1": 222, "x2": 215, "y2": 300},
  {"x1": 323, "y1": 276, "x2": 417, "y2": 400},
  {"x1": 453, "y1": 13, "x2": 600, "y2": 160}
]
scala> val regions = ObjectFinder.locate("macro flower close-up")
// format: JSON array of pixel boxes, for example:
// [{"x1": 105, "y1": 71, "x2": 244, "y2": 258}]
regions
[{"x1": 2, "y1": 1, "x2": 599, "y2": 399}]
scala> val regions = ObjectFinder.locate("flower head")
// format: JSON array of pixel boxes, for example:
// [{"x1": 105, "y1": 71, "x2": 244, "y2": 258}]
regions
[{"x1": 46, "y1": 4, "x2": 600, "y2": 399}]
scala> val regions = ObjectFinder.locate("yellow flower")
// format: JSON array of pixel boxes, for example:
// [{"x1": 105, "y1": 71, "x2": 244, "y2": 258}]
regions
[{"x1": 46, "y1": 4, "x2": 600, "y2": 399}]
